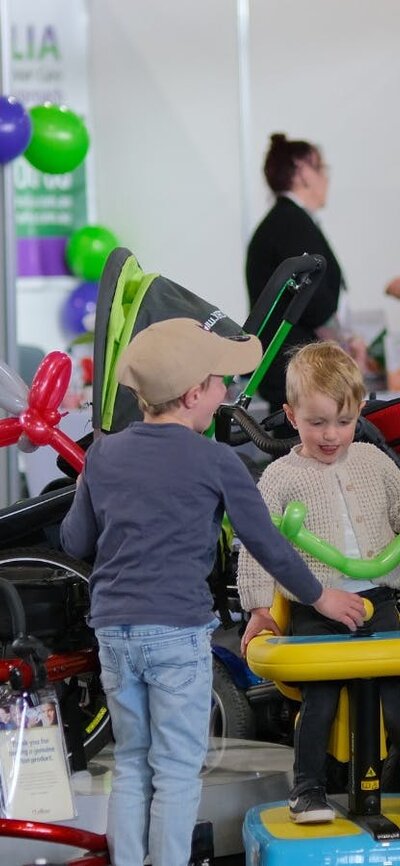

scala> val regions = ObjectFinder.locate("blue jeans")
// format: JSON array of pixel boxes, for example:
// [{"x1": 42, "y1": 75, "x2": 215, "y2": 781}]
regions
[{"x1": 95, "y1": 620, "x2": 218, "y2": 866}]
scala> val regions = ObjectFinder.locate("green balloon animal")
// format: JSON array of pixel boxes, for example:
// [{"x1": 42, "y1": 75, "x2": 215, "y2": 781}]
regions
[{"x1": 272, "y1": 501, "x2": 400, "y2": 579}]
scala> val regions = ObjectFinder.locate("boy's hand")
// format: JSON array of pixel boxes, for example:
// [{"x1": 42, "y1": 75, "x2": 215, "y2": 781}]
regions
[
  {"x1": 314, "y1": 588, "x2": 365, "y2": 631},
  {"x1": 241, "y1": 608, "x2": 281, "y2": 657}
]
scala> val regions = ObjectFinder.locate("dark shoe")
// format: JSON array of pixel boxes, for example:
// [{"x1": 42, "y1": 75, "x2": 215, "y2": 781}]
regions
[{"x1": 288, "y1": 787, "x2": 335, "y2": 823}]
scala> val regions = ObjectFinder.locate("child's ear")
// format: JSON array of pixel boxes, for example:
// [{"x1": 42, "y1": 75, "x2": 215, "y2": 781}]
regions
[
  {"x1": 183, "y1": 384, "x2": 201, "y2": 408},
  {"x1": 283, "y1": 403, "x2": 297, "y2": 429}
]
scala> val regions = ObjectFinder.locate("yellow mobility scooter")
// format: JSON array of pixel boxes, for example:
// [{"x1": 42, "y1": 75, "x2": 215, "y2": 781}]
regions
[{"x1": 244, "y1": 501, "x2": 400, "y2": 865}]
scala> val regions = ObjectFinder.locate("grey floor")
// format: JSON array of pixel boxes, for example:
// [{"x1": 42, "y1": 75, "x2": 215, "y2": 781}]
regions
[
  {"x1": 81, "y1": 737, "x2": 293, "y2": 866},
  {"x1": 1, "y1": 736, "x2": 294, "y2": 865}
]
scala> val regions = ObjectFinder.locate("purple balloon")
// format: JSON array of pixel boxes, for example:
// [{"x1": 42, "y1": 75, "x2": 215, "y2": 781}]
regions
[
  {"x1": 0, "y1": 95, "x2": 32, "y2": 164},
  {"x1": 61, "y1": 282, "x2": 98, "y2": 335}
]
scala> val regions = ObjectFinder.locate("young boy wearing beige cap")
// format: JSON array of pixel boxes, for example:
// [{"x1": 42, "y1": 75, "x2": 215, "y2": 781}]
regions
[{"x1": 60, "y1": 318, "x2": 364, "y2": 866}]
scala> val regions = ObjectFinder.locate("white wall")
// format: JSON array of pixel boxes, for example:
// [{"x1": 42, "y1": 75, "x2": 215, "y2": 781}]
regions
[
  {"x1": 14, "y1": 0, "x2": 400, "y2": 351},
  {"x1": 248, "y1": 0, "x2": 400, "y2": 330},
  {"x1": 87, "y1": 0, "x2": 400, "y2": 336},
  {"x1": 88, "y1": 0, "x2": 246, "y2": 324}
]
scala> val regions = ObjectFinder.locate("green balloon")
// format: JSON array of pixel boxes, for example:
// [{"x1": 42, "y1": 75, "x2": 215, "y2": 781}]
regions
[
  {"x1": 66, "y1": 225, "x2": 119, "y2": 281},
  {"x1": 24, "y1": 104, "x2": 89, "y2": 174},
  {"x1": 273, "y1": 501, "x2": 400, "y2": 579}
]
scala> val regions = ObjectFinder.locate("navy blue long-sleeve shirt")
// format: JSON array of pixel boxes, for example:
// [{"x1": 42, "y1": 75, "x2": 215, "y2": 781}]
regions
[{"x1": 60, "y1": 422, "x2": 322, "y2": 628}]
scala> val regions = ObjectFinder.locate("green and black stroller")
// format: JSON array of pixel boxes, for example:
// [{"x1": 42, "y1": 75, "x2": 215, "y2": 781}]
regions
[
  {"x1": 90, "y1": 247, "x2": 327, "y2": 440},
  {"x1": 82, "y1": 245, "x2": 400, "y2": 636},
  {"x1": 74, "y1": 245, "x2": 397, "y2": 469}
]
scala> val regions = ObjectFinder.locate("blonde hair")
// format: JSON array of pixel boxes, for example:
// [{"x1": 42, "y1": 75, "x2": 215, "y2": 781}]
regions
[
  {"x1": 135, "y1": 375, "x2": 213, "y2": 416},
  {"x1": 285, "y1": 341, "x2": 366, "y2": 411},
  {"x1": 136, "y1": 394, "x2": 182, "y2": 416}
]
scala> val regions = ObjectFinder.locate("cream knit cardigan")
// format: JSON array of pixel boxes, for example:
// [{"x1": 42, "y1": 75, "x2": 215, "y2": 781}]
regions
[{"x1": 237, "y1": 442, "x2": 400, "y2": 611}]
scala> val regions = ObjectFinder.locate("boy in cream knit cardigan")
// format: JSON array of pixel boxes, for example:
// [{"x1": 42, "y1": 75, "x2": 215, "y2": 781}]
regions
[{"x1": 237, "y1": 341, "x2": 400, "y2": 824}]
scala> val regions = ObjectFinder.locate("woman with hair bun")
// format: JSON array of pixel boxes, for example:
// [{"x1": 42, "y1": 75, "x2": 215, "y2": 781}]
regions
[{"x1": 246, "y1": 132, "x2": 365, "y2": 415}]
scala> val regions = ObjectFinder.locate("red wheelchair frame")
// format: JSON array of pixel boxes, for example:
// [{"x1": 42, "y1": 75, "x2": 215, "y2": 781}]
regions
[{"x1": 0, "y1": 818, "x2": 109, "y2": 866}]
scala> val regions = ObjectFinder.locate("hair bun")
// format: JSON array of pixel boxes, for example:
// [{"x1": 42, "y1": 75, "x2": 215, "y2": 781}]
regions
[{"x1": 270, "y1": 132, "x2": 288, "y2": 147}]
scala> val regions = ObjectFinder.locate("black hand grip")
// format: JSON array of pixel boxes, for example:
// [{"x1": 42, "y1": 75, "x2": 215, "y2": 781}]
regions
[{"x1": 284, "y1": 255, "x2": 327, "y2": 326}]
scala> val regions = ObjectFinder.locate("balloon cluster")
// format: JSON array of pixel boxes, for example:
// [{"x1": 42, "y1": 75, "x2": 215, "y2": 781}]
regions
[
  {"x1": 0, "y1": 96, "x2": 32, "y2": 164},
  {"x1": 66, "y1": 225, "x2": 119, "y2": 282},
  {"x1": 0, "y1": 352, "x2": 85, "y2": 473},
  {"x1": 0, "y1": 92, "x2": 120, "y2": 336},
  {"x1": 0, "y1": 95, "x2": 89, "y2": 171},
  {"x1": 24, "y1": 103, "x2": 89, "y2": 174},
  {"x1": 61, "y1": 281, "x2": 98, "y2": 336},
  {"x1": 61, "y1": 224, "x2": 119, "y2": 336}
]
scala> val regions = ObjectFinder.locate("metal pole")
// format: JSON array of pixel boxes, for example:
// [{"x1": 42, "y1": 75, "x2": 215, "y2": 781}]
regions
[
  {"x1": 0, "y1": 0, "x2": 21, "y2": 506},
  {"x1": 236, "y1": 0, "x2": 253, "y2": 251}
]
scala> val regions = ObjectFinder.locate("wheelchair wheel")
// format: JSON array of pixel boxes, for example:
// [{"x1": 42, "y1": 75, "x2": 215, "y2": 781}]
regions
[
  {"x1": 210, "y1": 656, "x2": 256, "y2": 739},
  {"x1": 0, "y1": 547, "x2": 111, "y2": 765}
]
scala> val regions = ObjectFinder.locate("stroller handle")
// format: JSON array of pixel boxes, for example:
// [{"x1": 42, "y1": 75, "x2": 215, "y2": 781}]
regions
[
  {"x1": 214, "y1": 405, "x2": 297, "y2": 456},
  {"x1": 243, "y1": 253, "x2": 326, "y2": 337}
]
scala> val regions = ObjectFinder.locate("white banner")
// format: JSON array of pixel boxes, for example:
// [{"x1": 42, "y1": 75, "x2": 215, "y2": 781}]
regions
[{"x1": 9, "y1": 0, "x2": 94, "y2": 277}]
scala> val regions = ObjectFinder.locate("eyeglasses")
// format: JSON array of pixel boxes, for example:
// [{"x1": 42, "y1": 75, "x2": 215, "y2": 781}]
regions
[{"x1": 311, "y1": 161, "x2": 330, "y2": 176}]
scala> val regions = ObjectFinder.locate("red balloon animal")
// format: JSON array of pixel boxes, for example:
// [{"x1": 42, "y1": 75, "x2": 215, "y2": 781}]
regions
[{"x1": 0, "y1": 351, "x2": 85, "y2": 474}]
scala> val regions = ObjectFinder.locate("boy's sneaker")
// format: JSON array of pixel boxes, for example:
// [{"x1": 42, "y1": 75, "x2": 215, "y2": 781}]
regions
[{"x1": 288, "y1": 787, "x2": 335, "y2": 823}]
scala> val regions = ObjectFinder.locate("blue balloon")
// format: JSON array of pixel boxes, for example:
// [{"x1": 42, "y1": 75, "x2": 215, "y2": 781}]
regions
[
  {"x1": 0, "y1": 95, "x2": 32, "y2": 164},
  {"x1": 61, "y1": 282, "x2": 98, "y2": 335}
]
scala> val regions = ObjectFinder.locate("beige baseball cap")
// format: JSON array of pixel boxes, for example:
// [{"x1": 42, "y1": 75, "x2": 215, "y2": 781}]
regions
[{"x1": 116, "y1": 317, "x2": 262, "y2": 404}]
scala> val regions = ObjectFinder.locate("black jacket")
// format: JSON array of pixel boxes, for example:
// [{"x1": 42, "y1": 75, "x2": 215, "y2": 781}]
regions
[{"x1": 246, "y1": 196, "x2": 343, "y2": 406}]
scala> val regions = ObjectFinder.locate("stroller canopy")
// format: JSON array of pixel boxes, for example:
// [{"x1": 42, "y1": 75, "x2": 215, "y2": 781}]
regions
[{"x1": 92, "y1": 248, "x2": 243, "y2": 433}]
